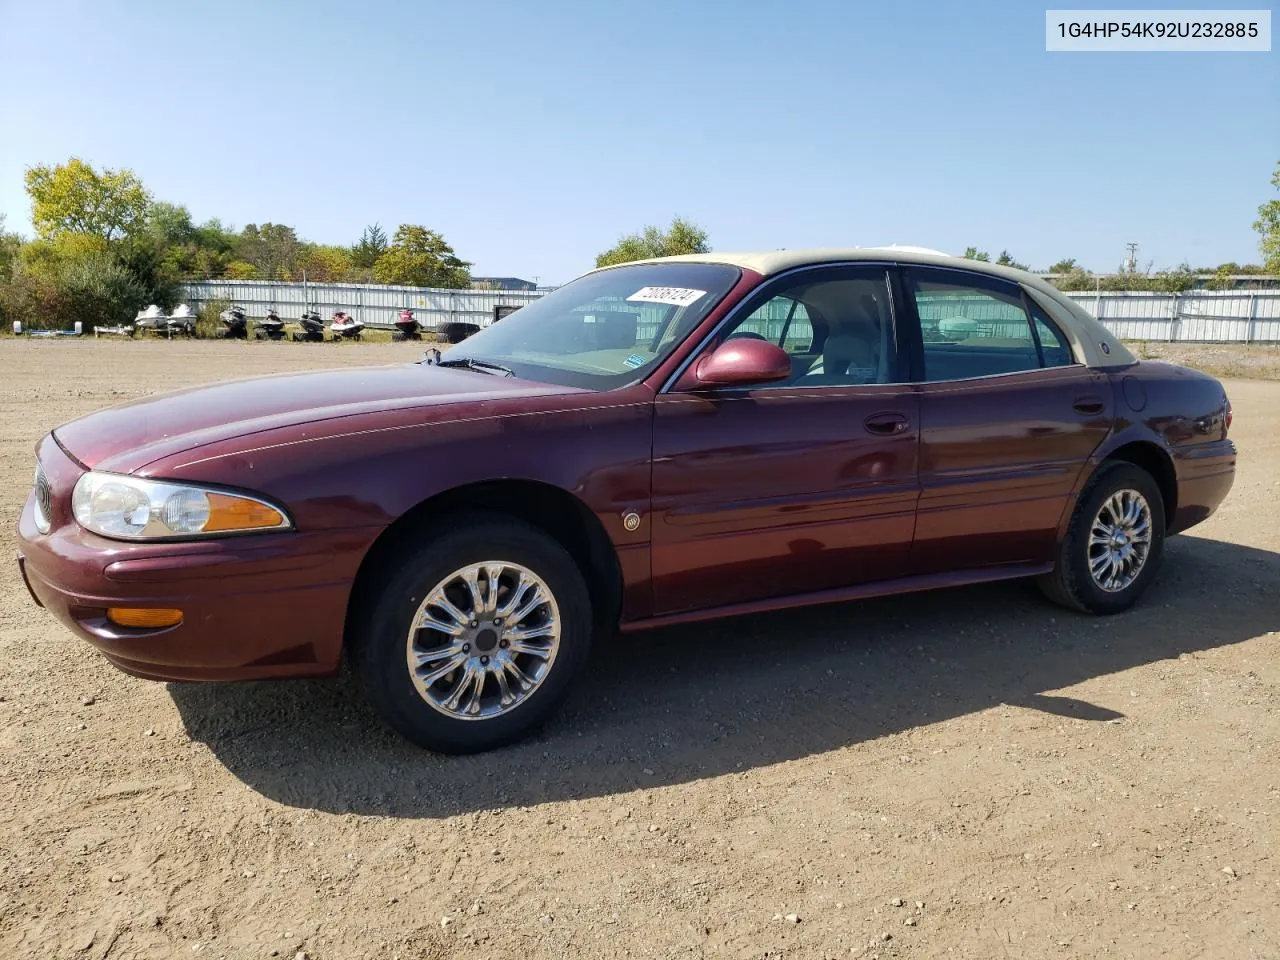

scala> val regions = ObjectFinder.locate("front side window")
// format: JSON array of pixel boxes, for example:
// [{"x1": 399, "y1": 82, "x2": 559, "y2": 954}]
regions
[
  {"x1": 711, "y1": 267, "x2": 897, "y2": 388},
  {"x1": 737, "y1": 297, "x2": 814, "y2": 355},
  {"x1": 439, "y1": 262, "x2": 740, "y2": 389},
  {"x1": 909, "y1": 270, "x2": 1073, "y2": 381}
]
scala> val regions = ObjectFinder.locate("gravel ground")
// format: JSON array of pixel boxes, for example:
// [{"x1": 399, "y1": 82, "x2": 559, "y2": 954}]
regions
[
  {"x1": 1, "y1": 339, "x2": 1277, "y2": 960},
  {"x1": 1130, "y1": 342, "x2": 1280, "y2": 381}
]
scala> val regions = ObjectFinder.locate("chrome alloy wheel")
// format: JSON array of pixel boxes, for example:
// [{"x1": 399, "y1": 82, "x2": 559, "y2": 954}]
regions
[
  {"x1": 1087, "y1": 489, "x2": 1153, "y2": 593},
  {"x1": 406, "y1": 562, "x2": 561, "y2": 720}
]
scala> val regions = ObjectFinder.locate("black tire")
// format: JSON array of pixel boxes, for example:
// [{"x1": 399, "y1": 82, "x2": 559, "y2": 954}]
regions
[
  {"x1": 1037, "y1": 461, "x2": 1166, "y2": 615},
  {"x1": 438, "y1": 322, "x2": 481, "y2": 344},
  {"x1": 350, "y1": 514, "x2": 592, "y2": 753}
]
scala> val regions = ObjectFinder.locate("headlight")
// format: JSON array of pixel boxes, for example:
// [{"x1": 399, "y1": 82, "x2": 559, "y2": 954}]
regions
[{"x1": 71, "y1": 471, "x2": 292, "y2": 541}]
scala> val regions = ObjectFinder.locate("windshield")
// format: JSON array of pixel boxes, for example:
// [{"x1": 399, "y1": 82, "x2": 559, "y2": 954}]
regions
[{"x1": 437, "y1": 262, "x2": 741, "y2": 389}]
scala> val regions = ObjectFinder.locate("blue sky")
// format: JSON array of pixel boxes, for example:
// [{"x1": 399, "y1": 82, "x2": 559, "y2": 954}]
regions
[{"x1": 1, "y1": 0, "x2": 1276, "y2": 283}]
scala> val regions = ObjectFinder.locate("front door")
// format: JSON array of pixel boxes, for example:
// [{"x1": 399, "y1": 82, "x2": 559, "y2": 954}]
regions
[
  {"x1": 650, "y1": 264, "x2": 921, "y2": 615},
  {"x1": 902, "y1": 266, "x2": 1114, "y2": 573}
]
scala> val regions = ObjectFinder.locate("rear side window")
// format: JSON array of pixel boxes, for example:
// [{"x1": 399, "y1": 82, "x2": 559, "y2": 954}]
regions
[
  {"x1": 1030, "y1": 305, "x2": 1074, "y2": 368},
  {"x1": 908, "y1": 270, "x2": 1075, "y2": 381}
]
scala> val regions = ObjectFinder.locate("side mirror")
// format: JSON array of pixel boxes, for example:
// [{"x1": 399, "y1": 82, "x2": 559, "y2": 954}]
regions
[{"x1": 690, "y1": 337, "x2": 792, "y2": 388}]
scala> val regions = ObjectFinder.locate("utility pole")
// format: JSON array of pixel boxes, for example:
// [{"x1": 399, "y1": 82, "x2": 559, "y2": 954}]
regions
[{"x1": 1124, "y1": 242, "x2": 1139, "y2": 274}]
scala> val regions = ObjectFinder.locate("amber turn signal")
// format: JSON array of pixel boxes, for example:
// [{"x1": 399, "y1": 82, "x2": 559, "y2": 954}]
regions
[
  {"x1": 107, "y1": 607, "x2": 184, "y2": 628},
  {"x1": 203, "y1": 493, "x2": 288, "y2": 532}
]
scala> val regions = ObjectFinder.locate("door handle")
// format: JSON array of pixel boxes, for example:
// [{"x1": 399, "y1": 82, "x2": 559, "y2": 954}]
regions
[
  {"x1": 864, "y1": 412, "x2": 910, "y2": 436},
  {"x1": 1072, "y1": 396, "x2": 1105, "y2": 415}
]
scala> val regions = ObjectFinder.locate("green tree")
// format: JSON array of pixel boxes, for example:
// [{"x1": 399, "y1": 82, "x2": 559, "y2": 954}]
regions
[
  {"x1": 236, "y1": 223, "x2": 302, "y2": 279},
  {"x1": 178, "y1": 218, "x2": 237, "y2": 278},
  {"x1": 145, "y1": 201, "x2": 196, "y2": 246},
  {"x1": 351, "y1": 222, "x2": 389, "y2": 269},
  {"x1": 0, "y1": 214, "x2": 22, "y2": 284},
  {"x1": 595, "y1": 216, "x2": 710, "y2": 267},
  {"x1": 58, "y1": 253, "x2": 152, "y2": 328},
  {"x1": 24, "y1": 158, "x2": 151, "y2": 241},
  {"x1": 1149, "y1": 262, "x2": 1198, "y2": 293},
  {"x1": 1254, "y1": 161, "x2": 1280, "y2": 274},
  {"x1": 1048, "y1": 258, "x2": 1078, "y2": 274},
  {"x1": 1206, "y1": 264, "x2": 1237, "y2": 290},
  {"x1": 962, "y1": 246, "x2": 990, "y2": 262},
  {"x1": 373, "y1": 225, "x2": 471, "y2": 287},
  {"x1": 996, "y1": 250, "x2": 1029, "y2": 270},
  {"x1": 1052, "y1": 266, "x2": 1096, "y2": 291}
]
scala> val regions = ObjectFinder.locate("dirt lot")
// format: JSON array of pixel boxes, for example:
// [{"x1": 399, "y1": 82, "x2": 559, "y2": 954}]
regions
[
  {"x1": 1130, "y1": 342, "x2": 1280, "y2": 382},
  {"x1": 1, "y1": 339, "x2": 1277, "y2": 960}
]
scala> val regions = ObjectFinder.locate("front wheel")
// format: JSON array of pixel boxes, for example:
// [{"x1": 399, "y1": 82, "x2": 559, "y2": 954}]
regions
[
  {"x1": 1037, "y1": 461, "x2": 1166, "y2": 614},
  {"x1": 350, "y1": 515, "x2": 592, "y2": 753}
]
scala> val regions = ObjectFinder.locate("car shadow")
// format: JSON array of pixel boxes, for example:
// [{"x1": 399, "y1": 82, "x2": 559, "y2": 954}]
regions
[{"x1": 169, "y1": 534, "x2": 1280, "y2": 818}]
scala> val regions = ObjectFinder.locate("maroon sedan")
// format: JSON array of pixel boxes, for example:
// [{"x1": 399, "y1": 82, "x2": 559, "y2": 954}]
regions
[{"x1": 17, "y1": 250, "x2": 1236, "y2": 753}]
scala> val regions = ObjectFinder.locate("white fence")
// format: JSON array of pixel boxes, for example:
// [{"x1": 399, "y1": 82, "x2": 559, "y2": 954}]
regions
[
  {"x1": 180, "y1": 280, "x2": 545, "y2": 330},
  {"x1": 1063, "y1": 289, "x2": 1280, "y2": 343},
  {"x1": 180, "y1": 280, "x2": 1280, "y2": 343}
]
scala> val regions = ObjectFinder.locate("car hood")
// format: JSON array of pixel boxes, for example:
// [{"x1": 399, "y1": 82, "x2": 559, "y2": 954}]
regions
[{"x1": 53, "y1": 363, "x2": 586, "y2": 474}]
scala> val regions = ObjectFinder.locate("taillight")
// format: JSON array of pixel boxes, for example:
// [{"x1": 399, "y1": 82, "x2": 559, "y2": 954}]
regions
[{"x1": 1224, "y1": 399, "x2": 1232, "y2": 437}]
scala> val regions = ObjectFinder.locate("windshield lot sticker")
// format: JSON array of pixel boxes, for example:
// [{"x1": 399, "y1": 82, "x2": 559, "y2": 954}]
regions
[
  {"x1": 626, "y1": 286, "x2": 707, "y2": 307},
  {"x1": 623, "y1": 353, "x2": 648, "y2": 368}
]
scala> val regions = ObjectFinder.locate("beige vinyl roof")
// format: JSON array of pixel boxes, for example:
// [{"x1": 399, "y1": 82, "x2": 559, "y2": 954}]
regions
[{"x1": 608, "y1": 247, "x2": 1134, "y2": 368}]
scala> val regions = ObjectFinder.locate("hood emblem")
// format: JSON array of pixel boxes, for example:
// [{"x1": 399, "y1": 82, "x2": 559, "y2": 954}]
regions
[{"x1": 622, "y1": 511, "x2": 642, "y2": 532}]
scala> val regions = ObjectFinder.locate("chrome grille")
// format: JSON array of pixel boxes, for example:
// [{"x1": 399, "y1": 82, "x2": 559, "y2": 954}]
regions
[{"x1": 33, "y1": 465, "x2": 52, "y2": 533}]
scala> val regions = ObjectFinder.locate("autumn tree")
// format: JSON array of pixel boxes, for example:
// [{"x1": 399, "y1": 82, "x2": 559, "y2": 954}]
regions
[
  {"x1": 224, "y1": 261, "x2": 259, "y2": 279},
  {"x1": 299, "y1": 244, "x2": 354, "y2": 282},
  {"x1": 10, "y1": 160, "x2": 176, "y2": 326},
  {"x1": 1254, "y1": 161, "x2": 1280, "y2": 274},
  {"x1": 595, "y1": 217, "x2": 709, "y2": 267},
  {"x1": 372, "y1": 225, "x2": 471, "y2": 287},
  {"x1": 24, "y1": 158, "x2": 151, "y2": 241}
]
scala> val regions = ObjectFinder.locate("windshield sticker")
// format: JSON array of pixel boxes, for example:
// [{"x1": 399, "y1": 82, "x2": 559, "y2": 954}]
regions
[
  {"x1": 623, "y1": 353, "x2": 648, "y2": 369},
  {"x1": 625, "y1": 286, "x2": 707, "y2": 307}
]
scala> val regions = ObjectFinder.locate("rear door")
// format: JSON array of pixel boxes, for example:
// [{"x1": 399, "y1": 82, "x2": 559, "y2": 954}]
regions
[{"x1": 902, "y1": 266, "x2": 1113, "y2": 573}]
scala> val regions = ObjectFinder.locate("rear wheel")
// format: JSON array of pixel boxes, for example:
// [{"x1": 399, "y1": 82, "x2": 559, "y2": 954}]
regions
[
  {"x1": 1038, "y1": 461, "x2": 1165, "y2": 614},
  {"x1": 351, "y1": 515, "x2": 592, "y2": 753}
]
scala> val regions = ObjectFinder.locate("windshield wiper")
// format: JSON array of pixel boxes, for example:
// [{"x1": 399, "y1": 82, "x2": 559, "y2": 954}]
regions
[{"x1": 431, "y1": 355, "x2": 515, "y2": 377}]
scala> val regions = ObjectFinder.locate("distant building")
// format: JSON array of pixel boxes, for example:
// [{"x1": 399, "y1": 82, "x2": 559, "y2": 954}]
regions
[{"x1": 471, "y1": 276, "x2": 538, "y2": 292}]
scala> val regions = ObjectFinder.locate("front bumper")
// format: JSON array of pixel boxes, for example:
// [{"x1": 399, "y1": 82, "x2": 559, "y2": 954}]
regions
[{"x1": 16, "y1": 437, "x2": 377, "y2": 682}]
